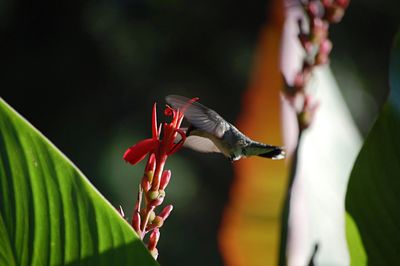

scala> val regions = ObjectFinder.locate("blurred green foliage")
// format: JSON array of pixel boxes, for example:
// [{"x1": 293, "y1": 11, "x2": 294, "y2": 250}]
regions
[{"x1": 345, "y1": 30, "x2": 400, "y2": 265}]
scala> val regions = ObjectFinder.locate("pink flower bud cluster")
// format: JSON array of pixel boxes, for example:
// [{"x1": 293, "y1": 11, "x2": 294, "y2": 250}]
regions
[
  {"x1": 284, "y1": 0, "x2": 349, "y2": 130},
  {"x1": 131, "y1": 156, "x2": 174, "y2": 254}
]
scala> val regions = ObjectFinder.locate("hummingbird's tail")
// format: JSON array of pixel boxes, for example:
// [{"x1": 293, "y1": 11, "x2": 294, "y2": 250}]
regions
[{"x1": 257, "y1": 145, "x2": 286, "y2": 160}]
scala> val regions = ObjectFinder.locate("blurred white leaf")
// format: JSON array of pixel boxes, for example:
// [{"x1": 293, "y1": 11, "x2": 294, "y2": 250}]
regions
[{"x1": 280, "y1": 5, "x2": 362, "y2": 266}]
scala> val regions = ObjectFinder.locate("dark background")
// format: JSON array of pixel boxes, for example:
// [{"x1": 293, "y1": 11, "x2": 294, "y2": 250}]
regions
[{"x1": 1, "y1": 0, "x2": 398, "y2": 265}]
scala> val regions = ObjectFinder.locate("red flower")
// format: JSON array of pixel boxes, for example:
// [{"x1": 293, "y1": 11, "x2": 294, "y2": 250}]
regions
[
  {"x1": 123, "y1": 98, "x2": 198, "y2": 166},
  {"x1": 123, "y1": 103, "x2": 160, "y2": 166},
  {"x1": 123, "y1": 97, "x2": 198, "y2": 259}
]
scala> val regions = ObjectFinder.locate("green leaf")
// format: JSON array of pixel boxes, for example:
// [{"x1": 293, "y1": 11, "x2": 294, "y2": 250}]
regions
[
  {"x1": 345, "y1": 213, "x2": 366, "y2": 266},
  {"x1": 345, "y1": 31, "x2": 400, "y2": 265},
  {"x1": 0, "y1": 99, "x2": 157, "y2": 266}
]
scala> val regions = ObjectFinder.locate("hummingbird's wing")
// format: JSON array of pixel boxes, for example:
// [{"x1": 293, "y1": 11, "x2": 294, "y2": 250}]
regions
[
  {"x1": 166, "y1": 95, "x2": 230, "y2": 138},
  {"x1": 174, "y1": 127, "x2": 221, "y2": 153},
  {"x1": 183, "y1": 136, "x2": 221, "y2": 153}
]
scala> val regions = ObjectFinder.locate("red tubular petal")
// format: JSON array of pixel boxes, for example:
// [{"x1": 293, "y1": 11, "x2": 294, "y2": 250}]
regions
[
  {"x1": 157, "y1": 123, "x2": 162, "y2": 138},
  {"x1": 162, "y1": 122, "x2": 169, "y2": 140},
  {"x1": 167, "y1": 128, "x2": 186, "y2": 155},
  {"x1": 123, "y1": 138, "x2": 158, "y2": 165},
  {"x1": 152, "y1": 103, "x2": 158, "y2": 139},
  {"x1": 172, "y1": 110, "x2": 180, "y2": 127}
]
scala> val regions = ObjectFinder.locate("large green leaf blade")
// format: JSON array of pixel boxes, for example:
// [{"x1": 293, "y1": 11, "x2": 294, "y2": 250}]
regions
[
  {"x1": 0, "y1": 99, "x2": 157, "y2": 266},
  {"x1": 345, "y1": 31, "x2": 400, "y2": 265}
]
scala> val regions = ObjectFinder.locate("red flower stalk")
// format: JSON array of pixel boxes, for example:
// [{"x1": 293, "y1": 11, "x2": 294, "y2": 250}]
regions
[
  {"x1": 283, "y1": 0, "x2": 349, "y2": 130},
  {"x1": 123, "y1": 97, "x2": 198, "y2": 259}
]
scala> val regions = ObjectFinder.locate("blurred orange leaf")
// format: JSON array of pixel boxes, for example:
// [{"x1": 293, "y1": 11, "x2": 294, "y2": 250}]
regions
[{"x1": 218, "y1": 1, "x2": 288, "y2": 265}]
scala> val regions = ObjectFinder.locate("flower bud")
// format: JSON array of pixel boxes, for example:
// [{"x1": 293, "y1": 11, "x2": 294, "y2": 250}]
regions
[
  {"x1": 148, "y1": 190, "x2": 159, "y2": 201},
  {"x1": 158, "y1": 189, "x2": 166, "y2": 198},
  {"x1": 159, "y1": 205, "x2": 173, "y2": 221},
  {"x1": 159, "y1": 170, "x2": 171, "y2": 190},
  {"x1": 141, "y1": 176, "x2": 151, "y2": 192},
  {"x1": 150, "y1": 197, "x2": 164, "y2": 207},
  {"x1": 319, "y1": 39, "x2": 333, "y2": 55},
  {"x1": 147, "y1": 189, "x2": 165, "y2": 206},
  {"x1": 148, "y1": 228, "x2": 160, "y2": 251},
  {"x1": 307, "y1": 0, "x2": 324, "y2": 18},
  {"x1": 132, "y1": 212, "x2": 141, "y2": 233},
  {"x1": 325, "y1": 6, "x2": 345, "y2": 23},
  {"x1": 148, "y1": 210, "x2": 156, "y2": 223},
  {"x1": 145, "y1": 153, "x2": 156, "y2": 173},
  {"x1": 152, "y1": 216, "x2": 164, "y2": 227},
  {"x1": 312, "y1": 18, "x2": 328, "y2": 43}
]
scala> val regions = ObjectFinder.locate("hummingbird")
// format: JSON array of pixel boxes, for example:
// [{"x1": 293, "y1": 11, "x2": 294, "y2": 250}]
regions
[{"x1": 166, "y1": 95, "x2": 285, "y2": 161}]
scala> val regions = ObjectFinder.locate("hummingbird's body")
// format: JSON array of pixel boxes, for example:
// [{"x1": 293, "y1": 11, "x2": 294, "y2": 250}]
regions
[{"x1": 166, "y1": 95, "x2": 285, "y2": 161}]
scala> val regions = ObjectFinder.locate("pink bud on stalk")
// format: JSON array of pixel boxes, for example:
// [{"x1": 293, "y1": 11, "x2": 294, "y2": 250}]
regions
[
  {"x1": 132, "y1": 212, "x2": 141, "y2": 233},
  {"x1": 150, "y1": 196, "x2": 164, "y2": 207},
  {"x1": 152, "y1": 216, "x2": 164, "y2": 228},
  {"x1": 312, "y1": 18, "x2": 329, "y2": 43},
  {"x1": 319, "y1": 39, "x2": 333, "y2": 55},
  {"x1": 148, "y1": 228, "x2": 160, "y2": 251},
  {"x1": 141, "y1": 176, "x2": 151, "y2": 192},
  {"x1": 159, "y1": 205, "x2": 173, "y2": 220},
  {"x1": 160, "y1": 170, "x2": 171, "y2": 190},
  {"x1": 283, "y1": 0, "x2": 349, "y2": 130},
  {"x1": 307, "y1": 0, "x2": 324, "y2": 18},
  {"x1": 146, "y1": 153, "x2": 157, "y2": 173}
]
